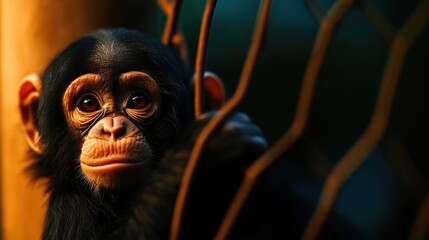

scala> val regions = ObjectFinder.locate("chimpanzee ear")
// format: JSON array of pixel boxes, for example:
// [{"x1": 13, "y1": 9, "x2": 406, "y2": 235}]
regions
[
  {"x1": 203, "y1": 72, "x2": 225, "y2": 109},
  {"x1": 192, "y1": 72, "x2": 225, "y2": 111},
  {"x1": 19, "y1": 74, "x2": 43, "y2": 154}
]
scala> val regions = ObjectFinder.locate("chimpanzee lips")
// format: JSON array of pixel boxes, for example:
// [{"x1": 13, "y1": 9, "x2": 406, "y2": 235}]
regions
[
  {"x1": 80, "y1": 155, "x2": 146, "y2": 177},
  {"x1": 81, "y1": 155, "x2": 142, "y2": 167}
]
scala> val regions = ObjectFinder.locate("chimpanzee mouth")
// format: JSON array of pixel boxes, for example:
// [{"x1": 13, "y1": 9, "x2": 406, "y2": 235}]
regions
[
  {"x1": 80, "y1": 155, "x2": 148, "y2": 189},
  {"x1": 81, "y1": 155, "x2": 145, "y2": 170}
]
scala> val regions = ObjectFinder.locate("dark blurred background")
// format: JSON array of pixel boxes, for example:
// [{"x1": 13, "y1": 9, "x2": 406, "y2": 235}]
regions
[{"x1": 167, "y1": 0, "x2": 428, "y2": 238}]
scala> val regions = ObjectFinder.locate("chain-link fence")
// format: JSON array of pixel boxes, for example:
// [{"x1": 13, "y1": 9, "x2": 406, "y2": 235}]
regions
[{"x1": 159, "y1": 0, "x2": 429, "y2": 239}]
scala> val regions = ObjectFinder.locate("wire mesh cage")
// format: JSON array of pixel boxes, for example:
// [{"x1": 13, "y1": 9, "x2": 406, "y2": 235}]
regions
[{"x1": 158, "y1": 0, "x2": 429, "y2": 239}]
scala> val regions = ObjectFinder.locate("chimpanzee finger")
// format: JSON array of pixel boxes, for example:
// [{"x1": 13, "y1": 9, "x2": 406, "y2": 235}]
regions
[
  {"x1": 222, "y1": 118, "x2": 263, "y2": 136},
  {"x1": 204, "y1": 125, "x2": 267, "y2": 172},
  {"x1": 199, "y1": 111, "x2": 251, "y2": 125},
  {"x1": 193, "y1": 111, "x2": 261, "y2": 142},
  {"x1": 225, "y1": 112, "x2": 251, "y2": 123}
]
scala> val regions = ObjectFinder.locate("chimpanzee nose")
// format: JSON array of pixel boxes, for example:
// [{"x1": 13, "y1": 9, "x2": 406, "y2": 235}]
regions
[{"x1": 96, "y1": 116, "x2": 137, "y2": 140}]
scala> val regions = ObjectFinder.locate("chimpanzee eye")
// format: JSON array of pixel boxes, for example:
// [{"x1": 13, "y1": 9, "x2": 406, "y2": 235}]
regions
[
  {"x1": 127, "y1": 92, "x2": 149, "y2": 109},
  {"x1": 78, "y1": 95, "x2": 100, "y2": 112}
]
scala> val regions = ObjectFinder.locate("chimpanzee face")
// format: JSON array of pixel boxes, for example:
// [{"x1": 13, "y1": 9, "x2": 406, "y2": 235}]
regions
[
  {"x1": 62, "y1": 71, "x2": 162, "y2": 189},
  {"x1": 19, "y1": 28, "x2": 193, "y2": 191}
]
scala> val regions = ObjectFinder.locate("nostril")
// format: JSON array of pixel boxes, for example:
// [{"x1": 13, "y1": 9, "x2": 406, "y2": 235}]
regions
[
  {"x1": 107, "y1": 118, "x2": 127, "y2": 140},
  {"x1": 111, "y1": 125, "x2": 126, "y2": 139}
]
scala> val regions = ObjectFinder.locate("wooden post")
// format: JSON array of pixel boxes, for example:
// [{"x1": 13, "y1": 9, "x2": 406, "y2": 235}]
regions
[{"x1": 0, "y1": 1, "x2": 156, "y2": 239}]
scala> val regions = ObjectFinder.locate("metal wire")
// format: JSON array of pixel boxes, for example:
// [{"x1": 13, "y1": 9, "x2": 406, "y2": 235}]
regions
[
  {"x1": 158, "y1": 0, "x2": 182, "y2": 46},
  {"x1": 194, "y1": 0, "x2": 218, "y2": 118},
  {"x1": 410, "y1": 193, "x2": 429, "y2": 240},
  {"x1": 384, "y1": 135, "x2": 428, "y2": 203},
  {"x1": 169, "y1": 1, "x2": 272, "y2": 239},
  {"x1": 302, "y1": 1, "x2": 429, "y2": 239},
  {"x1": 357, "y1": 0, "x2": 394, "y2": 45},
  {"x1": 304, "y1": 0, "x2": 325, "y2": 23}
]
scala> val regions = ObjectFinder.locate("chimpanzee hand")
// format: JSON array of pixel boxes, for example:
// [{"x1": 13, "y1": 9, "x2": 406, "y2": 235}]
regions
[
  {"x1": 163, "y1": 111, "x2": 268, "y2": 176},
  {"x1": 170, "y1": 111, "x2": 268, "y2": 239},
  {"x1": 196, "y1": 111, "x2": 268, "y2": 174}
]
